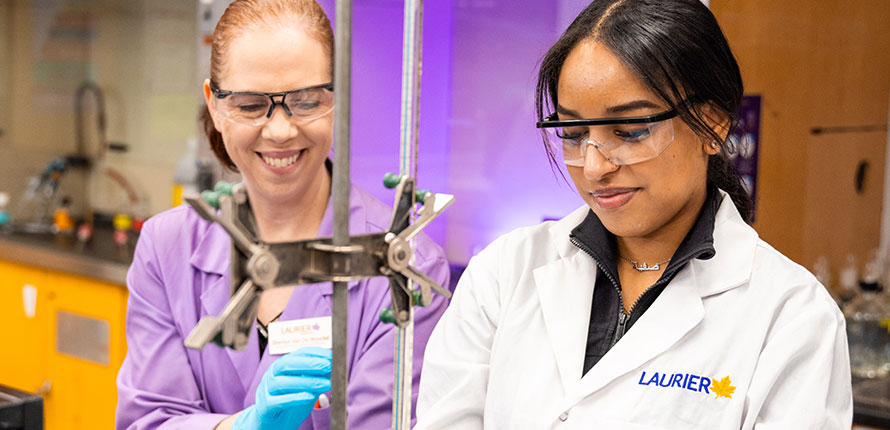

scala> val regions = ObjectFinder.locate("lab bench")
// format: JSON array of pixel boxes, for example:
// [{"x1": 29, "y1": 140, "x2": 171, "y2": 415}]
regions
[
  {"x1": 855, "y1": 377, "x2": 890, "y2": 429},
  {"x1": 0, "y1": 227, "x2": 132, "y2": 430},
  {"x1": 0, "y1": 384, "x2": 43, "y2": 430}
]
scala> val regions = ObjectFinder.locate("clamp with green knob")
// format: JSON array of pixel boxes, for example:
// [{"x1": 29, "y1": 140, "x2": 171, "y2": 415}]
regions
[
  {"x1": 414, "y1": 189, "x2": 430, "y2": 203},
  {"x1": 411, "y1": 289, "x2": 425, "y2": 307},
  {"x1": 215, "y1": 181, "x2": 235, "y2": 195},
  {"x1": 383, "y1": 172, "x2": 403, "y2": 189},
  {"x1": 383, "y1": 173, "x2": 430, "y2": 204},
  {"x1": 201, "y1": 190, "x2": 220, "y2": 209},
  {"x1": 201, "y1": 181, "x2": 236, "y2": 209},
  {"x1": 378, "y1": 290, "x2": 427, "y2": 324},
  {"x1": 379, "y1": 307, "x2": 397, "y2": 324}
]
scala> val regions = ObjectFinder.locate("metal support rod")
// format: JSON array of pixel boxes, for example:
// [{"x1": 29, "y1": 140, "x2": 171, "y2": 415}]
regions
[
  {"x1": 393, "y1": 0, "x2": 424, "y2": 428},
  {"x1": 399, "y1": 0, "x2": 423, "y2": 177},
  {"x1": 332, "y1": 0, "x2": 353, "y2": 428},
  {"x1": 393, "y1": 312, "x2": 414, "y2": 428}
]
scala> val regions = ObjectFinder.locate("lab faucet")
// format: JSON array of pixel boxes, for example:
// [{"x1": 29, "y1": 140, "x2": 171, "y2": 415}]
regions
[{"x1": 14, "y1": 81, "x2": 141, "y2": 234}]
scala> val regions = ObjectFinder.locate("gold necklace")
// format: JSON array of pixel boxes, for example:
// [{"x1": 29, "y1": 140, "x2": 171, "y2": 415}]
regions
[{"x1": 618, "y1": 254, "x2": 671, "y2": 272}]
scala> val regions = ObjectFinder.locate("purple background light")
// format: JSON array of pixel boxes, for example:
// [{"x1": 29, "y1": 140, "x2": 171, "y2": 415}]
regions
[{"x1": 317, "y1": 0, "x2": 589, "y2": 264}]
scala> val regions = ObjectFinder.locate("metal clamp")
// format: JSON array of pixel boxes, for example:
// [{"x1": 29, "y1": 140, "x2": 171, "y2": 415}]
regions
[{"x1": 183, "y1": 175, "x2": 452, "y2": 349}]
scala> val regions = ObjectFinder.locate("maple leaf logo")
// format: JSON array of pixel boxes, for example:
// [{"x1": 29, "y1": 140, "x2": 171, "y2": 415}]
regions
[{"x1": 711, "y1": 376, "x2": 736, "y2": 399}]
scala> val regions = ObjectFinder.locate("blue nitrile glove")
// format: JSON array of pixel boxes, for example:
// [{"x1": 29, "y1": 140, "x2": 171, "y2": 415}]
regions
[{"x1": 232, "y1": 347, "x2": 332, "y2": 430}]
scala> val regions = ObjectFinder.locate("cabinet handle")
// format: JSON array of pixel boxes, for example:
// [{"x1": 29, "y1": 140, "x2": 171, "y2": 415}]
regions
[
  {"x1": 855, "y1": 160, "x2": 869, "y2": 194},
  {"x1": 36, "y1": 380, "x2": 52, "y2": 396}
]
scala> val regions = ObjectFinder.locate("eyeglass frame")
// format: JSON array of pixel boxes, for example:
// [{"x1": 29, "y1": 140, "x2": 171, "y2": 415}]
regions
[
  {"x1": 535, "y1": 108, "x2": 679, "y2": 129},
  {"x1": 535, "y1": 108, "x2": 680, "y2": 165},
  {"x1": 209, "y1": 81, "x2": 335, "y2": 123}
]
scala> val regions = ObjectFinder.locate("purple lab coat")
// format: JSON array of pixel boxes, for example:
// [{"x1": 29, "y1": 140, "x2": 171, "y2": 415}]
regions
[{"x1": 116, "y1": 183, "x2": 450, "y2": 429}]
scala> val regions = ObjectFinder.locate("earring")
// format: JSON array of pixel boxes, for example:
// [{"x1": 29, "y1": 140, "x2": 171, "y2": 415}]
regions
[{"x1": 709, "y1": 141, "x2": 719, "y2": 149}]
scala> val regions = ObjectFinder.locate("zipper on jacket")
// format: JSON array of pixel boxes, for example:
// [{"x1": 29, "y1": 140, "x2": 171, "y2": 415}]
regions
[
  {"x1": 570, "y1": 237, "x2": 624, "y2": 305},
  {"x1": 570, "y1": 236, "x2": 630, "y2": 346},
  {"x1": 570, "y1": 236, "x2": 673, "y2": 347},
  {"x1": 612, "y1": 276, "x2": 675, "y2": 346},
  {"x1": 613, "y1": 312, "x2": 629, "y2": 347},
  {"x1": 625, "y1": 276, "x2": 670, "y2": 317}
]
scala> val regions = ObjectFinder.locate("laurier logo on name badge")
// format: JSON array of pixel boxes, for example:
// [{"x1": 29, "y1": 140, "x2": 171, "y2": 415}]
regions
[
  {"x1": 638, "y1": 370, "x2": 736, "y2": 399},
  {"x1": 268, "y1": 316, "x2": 333, "y2": 355}
]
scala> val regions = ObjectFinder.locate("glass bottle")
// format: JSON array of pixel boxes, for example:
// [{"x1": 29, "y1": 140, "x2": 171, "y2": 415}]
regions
[
  {"x1": 0, "y1": 192, "x2": 11, "y2": 233},
  {"x1": 845, "y1": 278, "x2": 890, "y2": 379},
  {"x1": 813, "y1": 256, "x2": 841, "y2": 306},
  {"x1": 837, "y1": 254, "x2": 860, "y2": 307}
]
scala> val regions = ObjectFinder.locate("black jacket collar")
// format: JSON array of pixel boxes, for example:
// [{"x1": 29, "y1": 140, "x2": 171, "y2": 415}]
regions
[{"x1": 570, "y1": 183, "x2": 721, "y2": 286}]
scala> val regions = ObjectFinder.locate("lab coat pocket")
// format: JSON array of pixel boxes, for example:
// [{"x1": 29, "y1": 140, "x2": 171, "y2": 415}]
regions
[
  {"x1": 309, "y1": 405, "x2": 330, "y2": 429},
  {"x1": 631, "y1": 381, "x2": 738, "y2": 430}
]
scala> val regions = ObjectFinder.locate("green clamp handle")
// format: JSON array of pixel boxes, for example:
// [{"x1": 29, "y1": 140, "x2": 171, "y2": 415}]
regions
[
  {"x1": 201, "y1": 190, "x2": 221, "y2": 209},
  {"x1": 214, "y1": 181, "x2": 235, "y2": 195},
  {"x1": 380, "y1": 290, "x2": 426, "y2": 324},
  {"x1": 415, "y1": 189, "x2": 430, "y2": 204},
  {"x1": 383, "y1": 173, "x2": 403, "y2": 189},
  {"x1": 384, "y1": 173, "x2": 431, "y2": 204},
  {"x1": 412, "y1": 289, "x2": 425, "y2": 307},
  {"x1": 379, "y1": 307, "x2": 397, "y2": 324},
  {"x1": 203, "y1": 181, "x2": 236, "y2": 209}
]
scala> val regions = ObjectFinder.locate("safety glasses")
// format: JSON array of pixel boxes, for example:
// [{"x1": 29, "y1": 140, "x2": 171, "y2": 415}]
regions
[
  {"x1": 210, "y1": 82, "x2": 335, "y2": 127},
  {"x1": 536, "y1": 109, "x2": 678, "y2": 166}
]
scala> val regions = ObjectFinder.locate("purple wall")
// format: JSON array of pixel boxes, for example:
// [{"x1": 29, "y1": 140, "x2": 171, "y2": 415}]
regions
[
  {"x1": 317, "y1": 0, "x2": 453, "y2": 247},
  {"x1": 445, "y1": 1, "x2": 586, "y2": 263},
  {"x1": 319, "y1": 0, "x2": 591, "y2": 264}
]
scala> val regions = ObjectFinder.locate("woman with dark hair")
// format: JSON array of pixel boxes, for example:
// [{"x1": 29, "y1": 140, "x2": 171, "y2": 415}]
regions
[
  {"x1": 116, "y1": 1, "x2": 449, "y2": 429},
  {"x1": 416, "y1": 0, "x2": 851, "y2": 428}
]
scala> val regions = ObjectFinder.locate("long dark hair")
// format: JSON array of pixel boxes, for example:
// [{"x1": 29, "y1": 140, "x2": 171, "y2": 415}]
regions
[{"x1": 535, "y1": 0, "x2": 752, "y2": 222}]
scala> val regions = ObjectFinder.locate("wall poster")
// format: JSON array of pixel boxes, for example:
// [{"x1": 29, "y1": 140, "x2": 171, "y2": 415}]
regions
[{"x1": 728, "y1": 94, "x2": 761, "y2": 222}]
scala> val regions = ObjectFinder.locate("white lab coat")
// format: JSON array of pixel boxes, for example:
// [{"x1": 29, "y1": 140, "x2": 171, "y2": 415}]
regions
[{"x1": 417, "y1": 192, "x2": 852, "y2": 429}]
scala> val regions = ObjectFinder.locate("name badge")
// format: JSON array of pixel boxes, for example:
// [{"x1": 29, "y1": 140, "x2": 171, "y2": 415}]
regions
[{"x1": 268, "y1": 316, "x2": 332, "y2": 355}]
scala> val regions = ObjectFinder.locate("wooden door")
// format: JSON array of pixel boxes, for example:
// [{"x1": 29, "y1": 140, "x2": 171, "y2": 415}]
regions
[{"x1": 712, "y1": 0, "x2": 890, "y2": 278}]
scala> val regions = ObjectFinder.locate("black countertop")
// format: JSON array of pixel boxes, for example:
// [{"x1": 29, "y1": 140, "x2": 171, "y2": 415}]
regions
[
  {"x1": 855, "y1": 377, "x2": 890, "y2": 428},
  {"x1": 0, "y1": 384, "x2": 43, "y2": 430},
  {"x1": 0, "y1": 225, "x2": 135, "y2": 286}
]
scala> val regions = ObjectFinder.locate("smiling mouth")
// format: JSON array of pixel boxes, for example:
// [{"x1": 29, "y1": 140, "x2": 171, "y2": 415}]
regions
[
  {"x1": 259, "y1": 150, "x2": 304, "y2": 168},
  {"x1": 590, "y1": 187, "x2": 640, "y2": 210},
  {"x1": 592, "y1": 187, "x2": 639, "y2": 198}
]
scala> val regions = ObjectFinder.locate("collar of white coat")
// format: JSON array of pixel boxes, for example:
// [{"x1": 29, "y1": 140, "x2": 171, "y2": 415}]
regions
[
  {"x1": 547, "y1": 189, "x2": 758, "y2": 298},
  {"x1": 532, "y1": 189, "x2": 759, "y2": 407}
]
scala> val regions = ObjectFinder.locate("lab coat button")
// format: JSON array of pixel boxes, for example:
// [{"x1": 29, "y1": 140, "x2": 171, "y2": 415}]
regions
[{"x1": 559, "y1": 411, "x2": 569, "y2": 422}]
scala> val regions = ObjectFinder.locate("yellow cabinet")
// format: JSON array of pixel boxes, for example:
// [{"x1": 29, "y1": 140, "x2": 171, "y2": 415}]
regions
[
  {"x1": 44, "y1": 271, "x2": 128, "y2": 430},
  {"x1": 0, "y1": 260, "x2": 49, "y2": 395},
  {"x1": 0, "y1": 260, "x2": 127, "y2": 430}
]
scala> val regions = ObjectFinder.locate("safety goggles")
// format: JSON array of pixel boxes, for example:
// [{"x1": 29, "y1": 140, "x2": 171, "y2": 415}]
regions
[
  {"x1": 536, "y1": 108, "x2": 677, "y2": 166},
  {"x1": 210, "y1": 82, "x2": 335, "y2": 126}
]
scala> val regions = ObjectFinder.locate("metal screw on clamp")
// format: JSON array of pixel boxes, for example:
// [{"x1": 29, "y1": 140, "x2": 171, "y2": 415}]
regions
[
  {"x1": 247, "y1": 250, "x2": 280, "y2": 289},
  {"x1": 386, "y1": 233, "x2": 412, "y2": 272}
]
